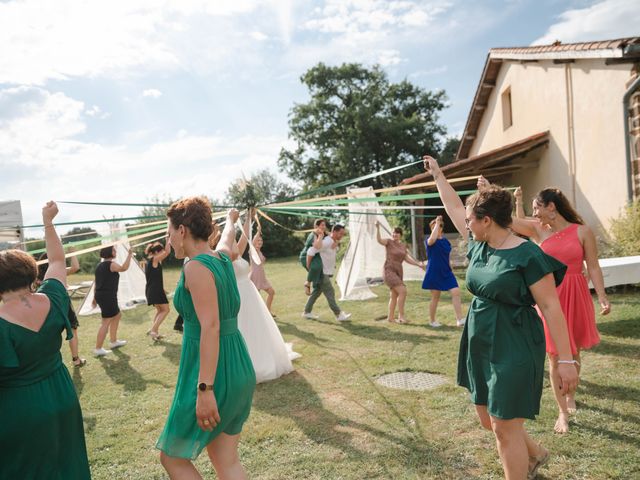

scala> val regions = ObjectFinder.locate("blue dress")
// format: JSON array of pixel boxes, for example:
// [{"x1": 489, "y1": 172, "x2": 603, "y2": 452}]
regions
[{"x1": 422, "y1": 237, "x2": 459, "y2": 291}]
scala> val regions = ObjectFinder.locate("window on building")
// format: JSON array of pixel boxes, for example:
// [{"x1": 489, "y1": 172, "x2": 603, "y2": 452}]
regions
[{"x1": 502, "y1": 87, "x2": 512, "y2": 130}]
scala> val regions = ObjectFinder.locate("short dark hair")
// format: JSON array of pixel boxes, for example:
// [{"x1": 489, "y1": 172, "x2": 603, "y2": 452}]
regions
[
  {"x1": 145, "y1": 242, "x2": 164, "y2": 257},
  {"x1": 314, "y1": 218, "x2": 326, "y2": 228},
  {"x1": 167, "y1": 196, "x2": 213, "y2": 242},
  {"x1": 393, "y1": 227, "x2": 403, "y2": 235},
  {"x1": 332, "y1": 224, "x2": 345, "y2": 233},
  {"x1": 100, "y1": 246, "x2": 115, "y2": 259},
  {"x1": 465, "y1": 185, "x2": 513, "y2": 229},
  {"x1": 0, "y1": 250, "x2": 38, "y2": 294}
]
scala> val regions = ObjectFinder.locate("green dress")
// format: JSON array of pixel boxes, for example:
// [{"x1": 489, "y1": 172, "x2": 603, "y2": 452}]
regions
[
  {"x1": 458, "y1": 239, "x2": 566, "y2": 420},
  {"x1": 299, "y1": 232, "x2": 323, "y2": 288},
  {"x1": 0, "y1": 279, "x2": 91, "y2": 479},
  {"x1": 156, "y1": 252, "x2": 256, "y2": 459}
]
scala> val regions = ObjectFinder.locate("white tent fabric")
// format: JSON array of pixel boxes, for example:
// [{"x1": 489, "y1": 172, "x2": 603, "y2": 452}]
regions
[
  {"x1": 589, "y1": 255, "x2": 640, "y2": 288},
  {"x1": 336, "y1": 187, "x2": 425, "y2": 301},
  {"x1": 79, "y1": 226, "x2": 147, "y2": 316}
]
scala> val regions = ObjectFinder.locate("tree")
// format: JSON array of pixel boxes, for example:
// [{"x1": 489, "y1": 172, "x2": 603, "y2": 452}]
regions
[
  {"x1": 440, "y1": 136, "x2": 461, "y2": 165},
  {"x1": 225, "y1": 170, "x2": 304, "y2": 258},
  {"x1": 61, "y1": 227, "x2": 98, "y2": 244},
  {"x1": 278, "y1": 63, "x2": 448, "y2": 192}
]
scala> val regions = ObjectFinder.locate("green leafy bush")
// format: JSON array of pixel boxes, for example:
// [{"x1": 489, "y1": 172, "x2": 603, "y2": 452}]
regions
[{"x1": 608, "y1": 199, "x2": 640, "y2": 256}]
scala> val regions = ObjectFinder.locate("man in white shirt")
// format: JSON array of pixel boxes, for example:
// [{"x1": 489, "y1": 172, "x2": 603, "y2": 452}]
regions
[{"x1": 302, "y1": 224, "x2": 352, "y2": 322}]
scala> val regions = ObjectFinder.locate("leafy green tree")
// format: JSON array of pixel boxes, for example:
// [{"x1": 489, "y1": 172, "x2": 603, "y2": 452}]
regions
[
  {"x1": 225, "y1": 170, "x2": 304, "y2": 257},
  {"x1": 439, "y1": 136, "x2": 461, "y2": 165},
  {"x1": 278, "y1": 63, "x2": 448, "y2": 192}
]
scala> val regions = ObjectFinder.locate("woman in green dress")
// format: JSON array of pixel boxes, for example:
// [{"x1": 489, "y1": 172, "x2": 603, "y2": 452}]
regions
[
  {"x1": 157, "y1": 198, "x2": 255, "y2": 480},
  {"x1": 423, "y1": 157, "x2": 579, "y2": 480},
  {"x1": 0, "y1": 201, "x2": 91, "y2": 479}
]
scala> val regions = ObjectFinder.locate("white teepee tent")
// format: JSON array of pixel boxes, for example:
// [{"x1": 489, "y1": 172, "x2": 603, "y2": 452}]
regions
[
  {"x1": 79, "y1": 225, "x2": 148, "y2": 316},
  {"x1": 336, "y1": 187, "x2": 425, "y2": 301}
]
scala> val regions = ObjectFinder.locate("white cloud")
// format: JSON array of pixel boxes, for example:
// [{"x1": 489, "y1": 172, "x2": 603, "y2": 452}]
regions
[
  {"x1": 533, "y1": 0, "x2": 640, "y2": 45},
  {"x1": 408, "y1": 66, "x2": 449, "y2": 78},
  {"x1": 142, "y1": 89, "x2": 163, "y2": 99},
  {"x1": 0, "y1": 86, "x2": 291, "y2": 225},
  {"x1": 250, "y1": 31, "x2": 269, "y2": 42}
]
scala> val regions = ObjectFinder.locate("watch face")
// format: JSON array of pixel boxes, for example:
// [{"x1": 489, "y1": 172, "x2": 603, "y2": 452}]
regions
[{"x1": 198, "y1": 382, "x2": 206, "y2": 391}]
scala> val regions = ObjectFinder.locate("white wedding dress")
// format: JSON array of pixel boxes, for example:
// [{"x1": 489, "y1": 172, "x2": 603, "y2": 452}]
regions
[{"x1": 233, "y1": 258, "x2": 300, "y2": 383}]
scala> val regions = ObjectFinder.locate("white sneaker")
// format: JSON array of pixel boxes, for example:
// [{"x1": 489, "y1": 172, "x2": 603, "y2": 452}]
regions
[
  {"x1": 109, "y1": 339, "x2": 127, "y2": 349},
  {"x1": 456, "y1": 318, "x2": 466, "y2": 327},
  {"x1": 302, "y1": 312, "x2": 319, "y2": 320},
  {"x1": 94, "y1": 348, "x2": 112, "y2": 357},
  {"x1": 429, "y1": 321, "x2": 442, "y2": 328},
  {"x1": 336, "y1": 312, "x2": 352, "y2": 322}
]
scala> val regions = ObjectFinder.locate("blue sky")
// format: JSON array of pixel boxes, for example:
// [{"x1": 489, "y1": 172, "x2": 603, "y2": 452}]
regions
[{"x1": 0, "y1": 0, "x2": 638, "y2": 231}]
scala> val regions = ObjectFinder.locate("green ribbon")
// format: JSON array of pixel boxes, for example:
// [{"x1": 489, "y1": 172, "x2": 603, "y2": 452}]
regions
[
  {"x1": 27, "y1": 223, "x2": 166, "y2": 254},
  {"x1": 2, "y1": 215, "x2": 165, "y2": 231},
  {"x1": 262, "y1": 208, "x2": 436, "y2": 219},
  {"x1": 281, "y1": 159, "x2": 424, "y2": 201},
  {"x1": 59, "y1": 201, "x2": 235, "y2": 209}
]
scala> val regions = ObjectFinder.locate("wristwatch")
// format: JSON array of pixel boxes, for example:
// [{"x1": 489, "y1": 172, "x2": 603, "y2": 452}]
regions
[{"x1": 198, "y1": 382, "x2": 213, "y2": 392}]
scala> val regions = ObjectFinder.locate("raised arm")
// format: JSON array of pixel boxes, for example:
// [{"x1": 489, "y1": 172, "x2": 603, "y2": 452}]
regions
[
  {"x1": 580, "y1": 225, "x2": 611, "y2": 315},
  {"x1": 42, "y1": 201, "x2": 67, "y2": 285},
  {"x1": 216, "y1": 209, "x2": 240, "y2": 257},
  {"x1": 375, "y1": 222, "x2": 388, "y2": 246},
  {"x1": 423, "y1": 156, "x2": 467, "y2": 237},
  {"x1": 111, "y1": 248, "x2": 133, "y2": 272},
  {"x1": 479, "y1": 176, "x2": 542, "y2": 242},
  {"x1": 427, "y1": 215, "x2": 443, "y2": 246},
  {"x1": 236, "y1": 210, "x2": 252, "y2": 257}
]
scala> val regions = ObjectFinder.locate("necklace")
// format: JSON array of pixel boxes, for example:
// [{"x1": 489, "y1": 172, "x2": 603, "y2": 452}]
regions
[{"x1": 486, "y1": 232, "x2": 512, "y2": 259}]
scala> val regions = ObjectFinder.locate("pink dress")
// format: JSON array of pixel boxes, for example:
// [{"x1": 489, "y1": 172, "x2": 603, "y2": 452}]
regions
[
  {"x1": 249, "y1": 251, "x2": 272, "y2": 291},
  {"x1": 383, "y1": 241, "x2": 407, "y2": 288},
  {"x1": 537, "y1": 224, "x2": 600, "y2": 355}
]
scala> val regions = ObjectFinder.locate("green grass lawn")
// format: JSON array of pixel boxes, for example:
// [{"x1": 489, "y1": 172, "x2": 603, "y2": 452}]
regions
[{"x1": 67, "y1": 257, "x2": 640, "y2": 479}]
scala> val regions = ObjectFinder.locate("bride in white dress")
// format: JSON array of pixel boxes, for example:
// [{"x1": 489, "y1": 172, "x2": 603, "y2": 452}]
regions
[{"x1": 217, "y1": 210, "x2": 300, "y2": 383}]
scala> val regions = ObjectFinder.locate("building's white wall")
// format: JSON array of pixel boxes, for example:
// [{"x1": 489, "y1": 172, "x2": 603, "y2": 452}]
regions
[{"x1": 468, "y1": 59, "x2": 633, "y2": 231}]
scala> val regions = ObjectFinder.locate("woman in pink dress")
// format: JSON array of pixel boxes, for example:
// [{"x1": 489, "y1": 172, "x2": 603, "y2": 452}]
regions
[
  {"x1": 375, "y1": 223, "x2": 425, "y2": 324},
  {"x1": 503, "y1": 182, "x2": 611, "y2": 434}
]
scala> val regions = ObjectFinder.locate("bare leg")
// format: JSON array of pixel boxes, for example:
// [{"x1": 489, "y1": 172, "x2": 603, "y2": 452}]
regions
[
  {"x1": 429, "y1": 290, "x2": 441, "y2": 323},
  {"x1": 95, "y1": 318, "x2": 111, "y2": 349},
  {"x1": 566, "y1": 350, "x2": 581, "y2": 413},
  {"x1": 160, "y1": 452, "x2": 203, "y2": 480},
  {"x1": 490, "y1": 416, "x2": 529, "y2": 480},
  {"x1": 387, "y1": 289, "x2": 398, "y2": 322},
  {"x1": 109, "y1": 312, "x2": 122, "y2": 343},
  {"x1": 150, "y1": 304, "x2": 169, "y2": 337},
  {"x1": 548, "y1": 354, "x2": 570, "y2": 433},
  {"x1": 450, "y1": 287, "x2": 464, "y2": 322},
  {"x1": 206, "y1": 432, "x2": 248, "y2": 480},
  {"x1": 265, "y1": 287, "x2": 275, "y2": 314},
  {"x1": 396, "y1": 285, "x2": 408, "y2": 322}
]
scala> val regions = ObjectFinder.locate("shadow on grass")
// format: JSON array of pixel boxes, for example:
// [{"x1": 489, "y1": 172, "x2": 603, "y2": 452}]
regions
[
  {"x1": 253, "y1": 370, "x2": 446, "y2": 472},
  {"x1": 597, "y1": 317, "x2": 640, "y2": 339},
  {"x1": 339, "y1": 321, "x2": 446, "y2": 345},
  {"x1": 590, "y1": 340, "x2": 640, "y2": 359},
  {"x1": 277, "y1": 320, "x2": 330, "y2": 348},
  {"x1": 580, "y1": 402, "x2": 640, "y2": 428},
  {"x1": 98, "y1": 349, "x2": 171, "y2": 392},
  {"x1": 579, "y1": 379, "x2": 640, "y2": 404},
  {"x1": 72, "y1": 366, "x2": 85, "y2": 397},
  {"x1": 160, "y1": 340, "x2": 182, "y2": 366}
]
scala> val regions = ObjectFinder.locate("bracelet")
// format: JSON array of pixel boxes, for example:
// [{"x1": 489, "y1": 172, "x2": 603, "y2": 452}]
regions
[{"x1": 557, "y1": 360, "x2": 580, "y2": 366}]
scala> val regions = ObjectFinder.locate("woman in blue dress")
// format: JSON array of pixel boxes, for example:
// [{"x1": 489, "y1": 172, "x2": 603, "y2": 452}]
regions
[{"x1": 422, "y1": 215, "x2": 465, "y2": 327}]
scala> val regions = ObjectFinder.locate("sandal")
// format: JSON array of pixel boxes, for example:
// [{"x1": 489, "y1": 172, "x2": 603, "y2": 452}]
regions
[
  {"x1": 528, "y1": 447, "x2": 550, "y2": 479},
  {"x1": 72, "y1": 356, "x2": 87, "y2": 367},
  {"x1": 147, "y1": 331, "x2": 164, "y2": 342}
]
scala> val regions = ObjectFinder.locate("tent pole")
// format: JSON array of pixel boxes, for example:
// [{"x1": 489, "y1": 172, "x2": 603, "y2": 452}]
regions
[{"x1": 410, "y1": 203, "x2": 418, "y2": 258}]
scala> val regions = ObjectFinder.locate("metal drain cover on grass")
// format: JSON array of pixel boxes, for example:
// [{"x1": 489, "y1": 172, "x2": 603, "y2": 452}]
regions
[{"x1": 375, "y1": 371, "x2": 448, "y2": 391}]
